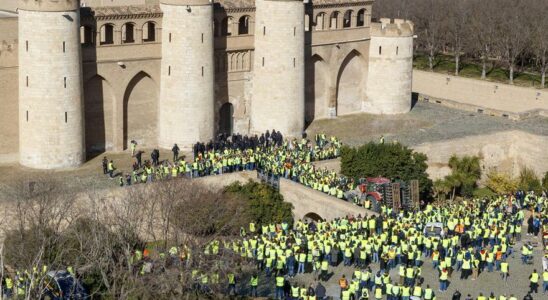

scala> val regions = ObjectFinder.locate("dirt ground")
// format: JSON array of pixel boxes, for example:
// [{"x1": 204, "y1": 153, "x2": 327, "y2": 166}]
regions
[{"x1": 2, "y1": 102, "x2": 546, "y2": 196}]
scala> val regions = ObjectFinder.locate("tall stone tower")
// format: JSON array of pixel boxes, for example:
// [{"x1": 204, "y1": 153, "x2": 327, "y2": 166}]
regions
[
  {"x1": 158, "y1": 0, "x2": 214, "y2": 149},
  {"x1": 18, "y1": 0, "x2": 85, "y2": 169},
  {"x1": 366, "y1": 19, "x2": 414, "y2": 114},
  {"x1": 251, "y1": 0, "x2": 305, "y2": 137}
]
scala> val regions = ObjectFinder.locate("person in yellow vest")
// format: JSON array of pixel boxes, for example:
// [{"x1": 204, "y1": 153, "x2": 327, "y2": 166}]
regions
[
  {"x1": 4, "y1": 276, "x2": 14, "y2": 298},
  {"x1": 500, "y1": 260, "x2": 509, "y2": 282},
  {"x1": 320, "y1": 260, "x2": 329, "y2": 281},
  {"x1": 477, "y1": 292, "x2": 487, "y2": 300},
  {"x1": 291, "y1": 284, "x2": 300, "y2": 300},
  {"x1": 341, "y1": 288, "x2": 351, "y2": 300},
  {"x1": 412, "y1": 284, "x2": 422, "y2": 298},
  {"x1": 439, "y1": 267, "x2": 449, "y2": 291},
  {"x1": 227, "y1": 272, "x2": 236, "y2": 296},
  {"x1": 249, "y1": 274, "x2": 258, "y2": 297},
  {"x1": 374, "y1": 285, "x2": 383, "y2": 300},
  {"x1": 472, "y1": 257, "x2": 480, "y2": 280},
  {"x1": 542, "y1": 268, "x2": 548, "y2": 294},
  {"x1": 107, "y1": 160, "x2": 115, "y2": 178},
  {"x1": 275, "y1": 273, "x2": 285, "y2": 300},
  {"x1": 423, "y1": 284, "x2": 435, "y2": 300},
  {"x1": 529, "y1": 269, "x2": 539, "y2": 294}
]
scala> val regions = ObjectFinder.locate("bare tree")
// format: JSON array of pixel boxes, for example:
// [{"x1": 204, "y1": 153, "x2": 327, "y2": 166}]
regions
[
  {"x1": 496, "y1": 0, "x2": 530, "y2": 84},
  {"x1": 414, "y1": 0, "x2": 445, "y2": 71},
  {"x1": 444, "y1": 0, "x2": 470, "y2": 76},
  {"x1": 530, "y1": 0, "x2": 548, "y2": 88}
]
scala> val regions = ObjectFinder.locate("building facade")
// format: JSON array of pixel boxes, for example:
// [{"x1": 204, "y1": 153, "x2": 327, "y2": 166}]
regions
[{"x1": 0, "y1": 0, "x2": 414, "y2": 169}]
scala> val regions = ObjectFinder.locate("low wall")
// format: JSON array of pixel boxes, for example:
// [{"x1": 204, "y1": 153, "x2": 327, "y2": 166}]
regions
[
  {"x1": 413, "y1": 130, "x2": 548, "y2": 180},
  {"x1": 412, "y1": 70, "x2": 547, "y2": 118},
  {"x1": 279, "y1": 177, "x2": 374, "y2": 221},
  {"x1": 196, "y1": 170, "x2": 374, "y2": 221}
]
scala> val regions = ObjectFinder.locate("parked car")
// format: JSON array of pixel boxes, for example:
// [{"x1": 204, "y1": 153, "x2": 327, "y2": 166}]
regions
[
  {"x1": 40, "y1": 270, "x2": 89, "y2": 300},
  {"x1": 423, "y1": 222, "x2": 445, "y2": 238}
]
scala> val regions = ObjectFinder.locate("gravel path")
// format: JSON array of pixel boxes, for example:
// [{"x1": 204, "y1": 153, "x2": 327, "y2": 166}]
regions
[{"x1": 306, "y1": 102, "x2": 548, "y2": 147}]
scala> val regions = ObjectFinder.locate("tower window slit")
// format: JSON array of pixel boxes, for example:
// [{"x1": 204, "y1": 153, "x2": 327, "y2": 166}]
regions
[
  {"x1": 65, "y1": 112, "x2": 68, "y2": 123},
  {"x1": 262, "y1": 57, "x2": 264, "y2": 67},
  {"x1": 293, "y1": 57, "x2": 295, "y2": 67},
  {"x1": 25, "y1": 41, "x2": 28, "y2": 52},
  {"x1": 202, "y1": 66, "x2": 204, "y2": 76},
  {"x1": 26, "y1": 111, "x2": 28, "y2": 122},
  {"x1": 396, "y1": 46, "x2": 399, "y2": 55},
  {"x1": 26, "y1": 76, "x2": 28, "y2": 87},
  {"x1": 64, "y1": 77, "x2": 67, "y2": 88},
  {"x1": 63, "y1": 41, "x2": 66, "y2": 53},
  {"x1": 379, "y1": 46, "x2": 382, "y2": 55},
  {"x1": 294, "y1": 27, "x2": 296, "y2": 36},
  {"x1": 169, "y1": 33, "x2": 172, "y2": 43},
  {"x1": 168, "y1": 66, "x2": 171, "y2": 76},
  {"x1": 263, "y1": 26, "x2": 266, "y2": 35},
  {"x1": 201, "y1": 33, "x2": 204, "y2": 43}
]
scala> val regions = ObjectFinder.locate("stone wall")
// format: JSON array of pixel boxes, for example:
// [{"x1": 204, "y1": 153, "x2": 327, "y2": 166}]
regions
[
  {"x1": 412, "y1": 70, "x2": 548, "y2": 117},
  {"x1": 251, "y1": 0, "x2": 305, "y2": 137},
  {"x1": 279, "y1": 177, "x2": 374, "y2": 220},
  {"x1": 365, "y1": 19, "x2": 413, "y2": 114},
  {"x1": 18, "y1": 8, "x2": 85, "y2": 169},
  {"x1": 194, "y1": 170, "x2": 375, "y2": 221},
  {"x1": 0, "y1": 17, "x2": 19, "y2": 163},
  {"x1": 158, "y1": 1, "x2": 214, "y2": 149},
  {"x1": 413, "y1": 130, "x2": 548, "y2": 180}
]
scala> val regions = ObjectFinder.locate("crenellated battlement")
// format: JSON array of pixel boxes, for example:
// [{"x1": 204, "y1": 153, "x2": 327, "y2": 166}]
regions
[
  {"x1": 371, "y1": 18, "x2": 414, "y2": 37},
  {"x1": 18, "y1": 0, "x2": 80, "y2": 11}
]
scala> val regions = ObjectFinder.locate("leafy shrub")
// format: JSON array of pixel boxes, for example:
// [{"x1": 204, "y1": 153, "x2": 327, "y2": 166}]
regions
[
  {"x1": 485, "y1": 171, "x2": 518, "y2": 195},
  {"x1": 340, "y1": 142, "x2": 432, "y2": 198},
  {"x1": 518, "y1": 166, "x2": 542, "y2": 193},
  {"x1": 224, "y1": 181, "x2": 294, "y2": 227}
]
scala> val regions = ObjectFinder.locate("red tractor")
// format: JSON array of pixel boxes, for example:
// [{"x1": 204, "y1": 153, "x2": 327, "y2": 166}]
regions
[{"x1": 355, "y1": 177, "x2": 419, "y2": 212}]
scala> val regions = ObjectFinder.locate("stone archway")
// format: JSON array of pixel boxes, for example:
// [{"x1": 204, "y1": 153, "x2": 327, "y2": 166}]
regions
[
  {"x1": 306, "y1": 54, "x2": 329, "y2": 123},
  {"x1": 219, "y1": 102, "x2": 234, "y2": 135},
  {"x1": 84, "y1": 75, "x2": 115, "y2": 157},
  {"x1": 123, "y1": 72, "x2": 158, "y2": 149},
  {"x1": 336, "y1": 50, "x2": 364, "y2": 116},
  {"x1": 303, "y1": 212, "x2": 323, "y2": 222}
]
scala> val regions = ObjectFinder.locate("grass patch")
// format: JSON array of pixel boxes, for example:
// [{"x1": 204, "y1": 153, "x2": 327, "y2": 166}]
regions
[{"x1": 413, "y1": 54, "x2": 546, "y2": 89}]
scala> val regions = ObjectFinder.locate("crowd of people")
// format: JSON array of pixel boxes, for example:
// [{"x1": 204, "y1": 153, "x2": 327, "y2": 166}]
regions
[
  {"x1": 6, "y1": 132, "x2": 544, "y2": 299},
  {"x1": 124, "y1": 194, "x2": 548, "y2": 300},
  {"x1": 102, "y1": 131, "x2": 355, "y2": 202}
]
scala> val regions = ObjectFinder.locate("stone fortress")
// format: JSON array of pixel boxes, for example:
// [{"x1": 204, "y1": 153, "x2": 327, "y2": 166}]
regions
[{"x1": 0, "y1": 0, "x2": 414, "y2": 169}]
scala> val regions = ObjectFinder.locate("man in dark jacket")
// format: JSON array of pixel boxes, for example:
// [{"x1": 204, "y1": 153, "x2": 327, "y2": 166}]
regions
[
  {"x1": 315, "y1": 281, "x2": 326, "y2": 300},
  {"x1": 172, "y1": 144, "x2": 180, "y2": 162}
]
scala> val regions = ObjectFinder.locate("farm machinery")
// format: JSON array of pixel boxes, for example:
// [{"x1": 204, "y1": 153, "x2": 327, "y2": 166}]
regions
[{"x1": 349, "y1": 177, "x2": 420, "y2": 212}]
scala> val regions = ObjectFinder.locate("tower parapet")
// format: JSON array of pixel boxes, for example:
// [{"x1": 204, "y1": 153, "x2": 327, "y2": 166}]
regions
[
  {"x1": 250, "y1": 0, "x2": 305, "y2": 137},
  {"x1": 158, "y1": 0, "x2": 215, "y2": 148},
  {"x1": 365, "y1": 18, "x2": 414, "y2": 114},
  {"x1": 18, "y1": 0, "x2": 85, "y2": 168},
  {"x1": 370, "y1": 18, "x2": 414, "y2": 37},
  {"x1": 18, "y1": 0, "x2": 80, "y2": 12}
]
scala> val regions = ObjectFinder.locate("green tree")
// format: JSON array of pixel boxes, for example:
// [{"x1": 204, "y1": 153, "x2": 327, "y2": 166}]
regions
[
  {"x1": 432, "y1": 179, "x2": 451, "y2": 202},
  {"x1": 444, "y1": 155, "x2": 482, "y2": 199},
  {"x1": 224, "y1": 181, "x2": 294, "y2": 227},
  {"x1": 518, "y1": 166, "x2": 542, "y2": 193},
  {"x1": 340, "y1": 142, "x2": 432, "y2": 198},
  {"x1": 543, "y1": 171, "x2": 548, "y2": 190}
]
